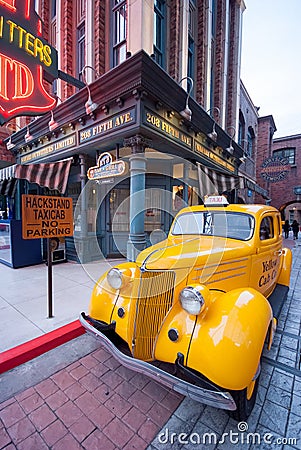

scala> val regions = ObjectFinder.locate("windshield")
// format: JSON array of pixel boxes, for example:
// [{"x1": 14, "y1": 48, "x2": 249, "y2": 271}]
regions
[{"x1": 171, "y1": 211, "x2": 255, "y2": 241}]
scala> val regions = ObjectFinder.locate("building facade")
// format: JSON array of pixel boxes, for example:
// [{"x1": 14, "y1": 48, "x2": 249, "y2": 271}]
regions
[
  {"x1": 238, "y1": 81, "x2": 264, "y2": 203},
  {"x1": 271, "y1": 134, "x2": 301, "y2": 224},
  {"x1": 1, "y1": 0, "x2": 263, "y2": 265}
]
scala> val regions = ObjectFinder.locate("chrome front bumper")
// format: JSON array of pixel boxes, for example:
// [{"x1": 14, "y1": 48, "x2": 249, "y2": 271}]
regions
[{"x1": 79, "y1": 312, "x2": 236, "y2": 411}]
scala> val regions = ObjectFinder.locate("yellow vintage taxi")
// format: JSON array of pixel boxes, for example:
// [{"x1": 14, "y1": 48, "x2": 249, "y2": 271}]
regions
[{"x1": 80, "y1": 196, "x2": 292, "y2": 420}]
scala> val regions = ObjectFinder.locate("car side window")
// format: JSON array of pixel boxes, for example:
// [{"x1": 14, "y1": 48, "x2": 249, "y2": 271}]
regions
[{"x1": 260, "y1": 216, "x2": 274, "y2": 240}]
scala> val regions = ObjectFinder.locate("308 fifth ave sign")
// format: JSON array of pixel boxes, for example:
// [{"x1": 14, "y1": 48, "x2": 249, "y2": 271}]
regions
[{"x1": 0, "y1": 0, "x2": 58, "y2": 124}]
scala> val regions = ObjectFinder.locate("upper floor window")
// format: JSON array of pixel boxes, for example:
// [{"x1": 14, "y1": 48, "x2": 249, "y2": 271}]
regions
[
  {"x1": 50, "y1": 0, "x2": 56, "y2": 19},
  {"x1": 209, "y1": 0, "x2": 217, "y2": 111},
  {"x1": 77, "y1": 0, "x2": 85, "y2": 22},
  {"x1": 273, "y1": 148, "x2": 295, "y2": 165},
  {"x1": 112, "y1": 0, "x2": 127, "y2": 67},
  {"x1": 238, "y1": 112, "x2": 245, "y2": 147},
  {"x1": 77, "y1": 22, "x2": 85, "y2": 80},
  {"x1": 247, "y1": 127, "x2": 255, "y2": 158},
  {"x1": 188, "y1": 0, "x2": 196, "y2": 86},
  {"x1": 153, "y1": 0, "x2": 165, "y2": 67}
]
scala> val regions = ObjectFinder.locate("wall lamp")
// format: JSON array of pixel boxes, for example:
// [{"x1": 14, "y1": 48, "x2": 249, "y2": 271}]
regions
[
  {"x1": 239, "y1": 139, "x2": 248, "y2": 163},
  {"x1": 48, "y1": 96, "x2": 62, "y2": 132},
  {"x1": 81, "y1": 65, "x2": 99, "y2": 115},
  {"x1": 25, "y1": 124, "x2": 33, "y2": 143},
  {"x1": 179, "y1": 77, "x2": 194, "y2": 121},
  {"x1": 226, "y1": 126, "x2": 236, "y2": 155},
  {"x1": 206, "y1": 107, "x2": 220, "y2": 141}
]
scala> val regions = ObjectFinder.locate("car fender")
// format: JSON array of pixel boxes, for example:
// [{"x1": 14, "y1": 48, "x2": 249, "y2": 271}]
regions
[
  {"x1": 89, "y1": 263, "x2": 136, "y2": 325},
  {"x1": 186, "y1": 287, "x2": 272, "y2": 390},
  {"x1": 277, "y1": 247, "x2": 292, "y2": 287}
]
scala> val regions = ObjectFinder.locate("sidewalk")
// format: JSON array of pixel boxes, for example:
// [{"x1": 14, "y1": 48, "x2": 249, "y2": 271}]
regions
[
  {"x1": 0, "y1": 258, "x2": 124, "y2": 353},
  {"x1": 0, "y1": 237, "x2": 300, "y2": 449}
]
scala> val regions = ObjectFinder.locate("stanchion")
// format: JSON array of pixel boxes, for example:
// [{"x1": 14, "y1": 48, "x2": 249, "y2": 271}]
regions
[{"x1": 47, "y1": 238, "x2": 53, "y2": 318}]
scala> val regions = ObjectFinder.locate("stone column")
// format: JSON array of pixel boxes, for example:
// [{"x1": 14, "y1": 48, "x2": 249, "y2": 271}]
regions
[{"x1": 124, "y1": 135, "x2": 150, "y2": 262}]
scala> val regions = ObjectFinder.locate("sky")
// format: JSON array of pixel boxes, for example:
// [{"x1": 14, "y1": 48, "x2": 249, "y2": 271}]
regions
[{"x1": 241, "y1": 0, "x2": 301, "y2": 138}]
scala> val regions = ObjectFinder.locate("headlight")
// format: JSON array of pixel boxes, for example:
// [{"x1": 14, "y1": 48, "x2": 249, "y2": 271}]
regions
[
  {"x1": 107, "y1": 268, "x2": 123, "y2": 289},
  {"x1": 180, "y1": 286, "x2": 205, "y2": 315}
]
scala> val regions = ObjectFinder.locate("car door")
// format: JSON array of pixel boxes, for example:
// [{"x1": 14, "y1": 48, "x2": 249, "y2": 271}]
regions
[{"x1": 250, "y1": 213, "x2": 282, "y2": 298}]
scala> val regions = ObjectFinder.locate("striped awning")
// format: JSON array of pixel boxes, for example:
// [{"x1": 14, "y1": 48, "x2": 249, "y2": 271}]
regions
[
  {"x1": 0, "y1": 164, "x2": 16, "y2": 181},
  {"x1": 15, "y1": 158, "x2": 72, "y2": 194},
  {"x1": 197, "y1": 163, "x2": 245, "y2": 197},
  {"x1": 0, "y1": 165, "x2": 17, "y2": 197}
]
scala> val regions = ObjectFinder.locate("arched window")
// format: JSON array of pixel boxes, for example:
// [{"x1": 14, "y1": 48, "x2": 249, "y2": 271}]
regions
[
  {"x1": 238, "y1": 111, "x2": 245, "y2": 146},
  {"x1": 247, "y1": 127, "x2": 254, "y2": 158}
]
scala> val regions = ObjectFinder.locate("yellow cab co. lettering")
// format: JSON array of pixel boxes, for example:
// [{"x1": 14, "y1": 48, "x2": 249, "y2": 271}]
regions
[{"x1": 259, "y1": 259, "x2": 277, "y2": 287}]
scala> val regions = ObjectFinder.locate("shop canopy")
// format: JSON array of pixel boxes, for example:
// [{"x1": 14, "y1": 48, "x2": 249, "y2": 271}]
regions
[
  {"x1": 0, "y1": 158, "x2": 72, "y2": 196},
  {"x1": 0, "y1": 165, "x2": 17, "y2": 197},
  {"x1": 197, "y1": 163, "x2": 269, "y2": 200},
  {"x1": 197, "y1": 163, "x2": 245, "y2": 197}
]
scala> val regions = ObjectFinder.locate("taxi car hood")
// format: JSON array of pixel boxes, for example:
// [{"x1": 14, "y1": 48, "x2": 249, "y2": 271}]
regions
[{"x1": 136, "y1": 235, "x2": 252, "y2": 271}]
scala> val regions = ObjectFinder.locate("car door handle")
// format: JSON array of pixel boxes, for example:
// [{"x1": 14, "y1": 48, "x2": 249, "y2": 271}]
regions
[{"x1": 274, "y1": 249, "x2": 283, "y2": 256}]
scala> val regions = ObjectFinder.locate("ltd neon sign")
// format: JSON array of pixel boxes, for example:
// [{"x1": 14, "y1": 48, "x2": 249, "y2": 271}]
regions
[{"x1": 0, "y1": 0, "x2": 58, "y2": 124}]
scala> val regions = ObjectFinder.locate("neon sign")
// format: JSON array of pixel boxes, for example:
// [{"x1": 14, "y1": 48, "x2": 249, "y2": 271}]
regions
[{"x1": 0, "y1": 0, "x2": 58, "y2": 124}]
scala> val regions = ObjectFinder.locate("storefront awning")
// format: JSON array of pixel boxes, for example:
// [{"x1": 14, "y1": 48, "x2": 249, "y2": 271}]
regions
[
  {"x1": 245, "y1": 178, "x2": 269, "y2": 199},
  {"x1": 197, "y1": 163, "x2": 245, "y2": 197},
  {"x1": 0, "y1": 165, "x2": 17, "y2": 196},
  {"x1": 15, "y1": 158, "x2": 72, "y2": 194},
  {"x1": 0, "y1": 164, "x2": 16, "y2": 181}
]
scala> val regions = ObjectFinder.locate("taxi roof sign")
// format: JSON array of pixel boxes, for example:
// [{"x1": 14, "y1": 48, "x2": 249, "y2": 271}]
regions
[{"x1": 204, "y1": 195, "x2": 229, "y2": 206}]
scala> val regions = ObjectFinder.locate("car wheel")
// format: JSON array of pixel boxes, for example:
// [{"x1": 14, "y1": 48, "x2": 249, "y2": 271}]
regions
[{"x1": 230, "y1": 374, "x2": 259, "y2": 421}]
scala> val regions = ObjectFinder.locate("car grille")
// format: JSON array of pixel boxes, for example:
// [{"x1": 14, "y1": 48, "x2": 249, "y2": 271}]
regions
[{"x1": 132, "y1": 270, "x2": 175, "y2": 360}]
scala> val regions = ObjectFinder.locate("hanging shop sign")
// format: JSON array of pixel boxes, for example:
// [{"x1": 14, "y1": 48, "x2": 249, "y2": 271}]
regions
[
  {"x1": 79, "y1": 108, "x2": 136, "y2": 145},
  {"x1": 87, "y1": 152, "x2": 126, "y2": 181},
  {"x1": 260, "y1": 156, "x2": 290, "y2": 183},
  {"x1": 22, "y1": 194, "x2": 73, "y2": 239},
  {"x1": 20, "y1": 134, "x2": 76, "y2": 163},
  {"x1": 0, "y1": 0, "x2": 58, "y2": 124},
  {"x1": 144, "y1": 109, "x2": 192, "y2": 149}
]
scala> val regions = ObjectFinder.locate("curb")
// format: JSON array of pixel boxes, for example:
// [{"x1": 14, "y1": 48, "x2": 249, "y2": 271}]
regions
[{"x1": 0, "y1": 320, "x2": 85, "y2": 375}]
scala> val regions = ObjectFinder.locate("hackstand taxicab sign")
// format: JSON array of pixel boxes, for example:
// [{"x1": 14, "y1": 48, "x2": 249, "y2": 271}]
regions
[{"x1": 22, "y1": 195, "x2": 73, "y2": 239}]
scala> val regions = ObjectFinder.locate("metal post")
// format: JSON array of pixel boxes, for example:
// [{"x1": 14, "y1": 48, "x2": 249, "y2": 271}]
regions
[{"x1": 47, "y1": 238, "x2": 53, "y2": 318}]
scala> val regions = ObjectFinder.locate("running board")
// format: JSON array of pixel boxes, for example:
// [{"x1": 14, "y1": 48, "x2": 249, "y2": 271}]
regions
[{"x1": 268, "y1": 284, "x2": 289, "y2": 320}]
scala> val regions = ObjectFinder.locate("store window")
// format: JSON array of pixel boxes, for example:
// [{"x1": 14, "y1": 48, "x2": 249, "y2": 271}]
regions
[
  {"x1": 112, "y1": 0, "x2": 127, "y2": 67},
  {"x1": 153, "y1": 0, "x2": 165, "y2": 67},
  {"x1": 273, "y1": 148, "x2": 295, "y2": 165},
  {"x1": 173, "y1": 185, "x2": 199, "y2": 211},
  {"x1": 110, "y1": 189, "x2": 130, "y2": 232},
  {"x1": 145, "y1": 188, "x2": 164, "y2": 232}
]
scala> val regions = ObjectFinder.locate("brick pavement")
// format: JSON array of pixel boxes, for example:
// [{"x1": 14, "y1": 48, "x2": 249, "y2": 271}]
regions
[{"x1": 0, "y1": 345, "x2": 183, "y2": 449}]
